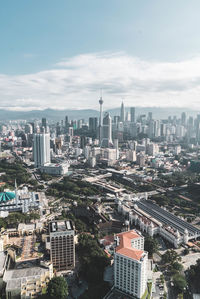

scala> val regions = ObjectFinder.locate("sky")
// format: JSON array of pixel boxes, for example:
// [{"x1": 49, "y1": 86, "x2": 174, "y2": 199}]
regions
[{"x1": 1, "y1": 0, "x2": 200, "y2": 111}]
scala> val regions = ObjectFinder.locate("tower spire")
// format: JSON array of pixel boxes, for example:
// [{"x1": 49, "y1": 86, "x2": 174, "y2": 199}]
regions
[
  {"x1": 99, "y1": 91, "x2": 104, "y2": 146},
  {"x1": 15, "y1": 179, "x2": 17, "y2": 190}
]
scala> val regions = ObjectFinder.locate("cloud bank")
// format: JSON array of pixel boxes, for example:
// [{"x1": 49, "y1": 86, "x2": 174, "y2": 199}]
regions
[{"x1": 1, "y1": 52, "x2": 200, "y2": 111}]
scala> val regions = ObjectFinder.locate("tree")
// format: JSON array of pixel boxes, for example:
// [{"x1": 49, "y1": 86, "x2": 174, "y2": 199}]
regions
[
  {"x1": 172, "y1": 274, "x2": 187, "y2": 294},
  {"x1": 171, "y1": 261, "x2": 183, "y2": 273},
  {"x1": 47, "y1": 277, "x2": 68, "y2": 299},
  {"x1": 144, "y1": 236, "x2": 159, "y2": 256},
  {"x1": 187, "y1": 259, "x2": 200, "y2": 292},
  {"x1": 162, "y1": 249, "x2": 181, "y2": 265}
]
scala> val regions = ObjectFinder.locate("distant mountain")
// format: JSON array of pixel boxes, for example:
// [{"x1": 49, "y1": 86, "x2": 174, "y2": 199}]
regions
[
  {"x1": 0, "y1": 109, "x2": 99, "y2": 122},
  {"x1": 0, "y1": 107, "x2": 198, "y2": 122}
]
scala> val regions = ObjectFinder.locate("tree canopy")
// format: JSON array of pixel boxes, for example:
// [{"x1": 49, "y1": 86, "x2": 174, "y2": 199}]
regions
[
  {"x1": 144, "y1": 236, "x2": 159, "y2": 257},
  {"x1": 47, "y1": 277, "x2": 68, "y2": 299},
  {"x1": 162, "y1": 249, "x2": 181, "y2": 265},
  {"x1": 187, "y1": 258, "x2": 200, "y2": 292},
  {"x1": 172, "y1": 274, "x2": 187, "y2": 294}
]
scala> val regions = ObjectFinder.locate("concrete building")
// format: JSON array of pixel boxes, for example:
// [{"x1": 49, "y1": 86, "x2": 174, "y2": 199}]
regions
[
  {"x1": 49, "y1": 220, "x2": 75, "y2": 271},
  {"x1": 130, "y1": 107, "x2": 136, "y2": 123},
  {"x1": 33, "y1": 133, "x2": 50, "y2": 168},
  {"x1": 3, "y1": 261, "x2": 53, "y2": 299},
  {"x1": 117, "y1": 198, "x2": 200, "y2": 248},
  {"x1": 40, "y1": 162, "x2": 69, "y2": 175},
  {"x1": 114, "y1": 230, "x2": 149, "y2": 298},
  {"x1": 0, "y1": 186, "x2": 46, "y2": 214},
  {"x1": 101, "y1": 113, "x2": 113, "y2": 148},
  {"x1": 136, "y1": 153, "x2": 146, "y2": 168},
  {"x1": 126, "y1": 150, "x2": 136, "y2": 162},
  {"x1": 89, "y1": 117, "x2": 98, "y2": 133}
]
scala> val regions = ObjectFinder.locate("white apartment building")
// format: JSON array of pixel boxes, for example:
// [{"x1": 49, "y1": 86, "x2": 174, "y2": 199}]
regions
[
  {"x1": 33, "y1": 133, "x2": 50, "y2": 168},
  {"x1": 114, "y1": 230, "x2": 148, "y2": 299}
]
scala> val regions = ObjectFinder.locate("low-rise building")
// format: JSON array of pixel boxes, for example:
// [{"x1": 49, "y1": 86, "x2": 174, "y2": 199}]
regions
[{"x1": 3, "y1": 261, "x2": 53, "y2": 299}]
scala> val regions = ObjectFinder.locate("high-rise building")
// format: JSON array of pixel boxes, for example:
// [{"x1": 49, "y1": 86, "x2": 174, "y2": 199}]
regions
[
  {"x1": 89, "y1": 117, "x2": 98, "y2": 132},
  {"x1": 181, "y1": 112, "x2": 186, "y2": 126},
  {"x1": 25, "y1": 123, "x2": 33, "y2": 134},
  {"x1": 49, "y1": 220, "x2": 75, "y2": 271},
  {"x1": 101, "y1": 113, "x2": 113, "y2": 147},
  {"x1": 148, "y1": 112, "x2": 153, "y2": 122},
  {"x1": 42, "y1": 118, "x2": 47, "y2": 129},
  {"x1": 130, "y1": 107, "x2": 136, "y2": 123},
  {"x1": 120, "y1": 101, "x2": 125, "y2": 123},
  {"x1": 114, "y1": 230, "x2": 149, "y2": 298},
  {"x1": 65, "y1": 116, "x2": 69, "y2": 133},
  {"x1": 33, "y1": 133, "x2": 50, "y2": 167}
]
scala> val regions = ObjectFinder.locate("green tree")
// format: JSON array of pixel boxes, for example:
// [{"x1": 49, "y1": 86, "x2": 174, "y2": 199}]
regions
[
  {"x1": 172, "y1": 274, "x2": 187, "y2": 294},
  {"x1": 144, "y1": 236, "x2": 159, "y2": 257},
  {"x1": 47, "y1": 277, "x2": 68, "y2": 299},
  {"x1": 187, "y1": 259, "x2": 200, "y2": 292},
  {"x1": 162, "y1": 249, "x2": 181, "y2": 265},
  {"x1": 170, "y1": 262, "x2": 183, "y2": 273}
]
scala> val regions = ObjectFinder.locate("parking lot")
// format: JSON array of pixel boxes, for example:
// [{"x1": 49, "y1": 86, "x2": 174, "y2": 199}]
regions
[{"x1": 152, "y1": 271, "x2": 166, "y2": 299}]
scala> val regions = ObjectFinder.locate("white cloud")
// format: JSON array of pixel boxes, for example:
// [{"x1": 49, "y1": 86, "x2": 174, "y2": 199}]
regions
[{"x1": 1, "y1": 52, "x2": 200, "y2": 111}]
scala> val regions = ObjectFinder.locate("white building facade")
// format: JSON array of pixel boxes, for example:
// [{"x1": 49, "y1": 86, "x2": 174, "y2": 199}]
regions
[
  {"x1": 33, "y1": 133, "x2": 50, "y2": 167},
  {"x1": 114, "y1": 230, "x2": 148, "y2": 298}
]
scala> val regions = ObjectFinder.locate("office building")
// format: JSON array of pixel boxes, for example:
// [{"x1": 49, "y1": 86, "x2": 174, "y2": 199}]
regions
[
  {"x1": 120, "y1": 101, "x2": 125, "y2": 123},
  {"x1": 33, "y1": 133, "x2": 50, "y2": 168},
  {"x1": 25, "y1": 124, "x2": 33, "y2": 134},
  {"x1": 114, "y1": 230, "x2": 148, "y2": 298},
  {"x1": 130, "y1": 107, "x2": 136, "y2": 123},
  {"x1": 101, "y1": 113, "x2": 113, "y2": 148},
  {"x1": 49, "y1": 220, "x2": 75, "y2": 271},
  {"x1": 89, "y1": 117, "x2": 98, "y2": 132},
  {"x1": 181, "y1": 112, "x2": 186, "y2": 126},
  {"x1": 41, "y1": 118, "x2": 47, "y2": 132}
]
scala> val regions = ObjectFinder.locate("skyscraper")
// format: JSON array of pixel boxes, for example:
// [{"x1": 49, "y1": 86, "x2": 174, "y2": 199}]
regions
[
  {"x1": 99, "y1": 95, "x2": 104, "y2": 144},
  {"x1": 181, "y1": 112, "x2": 186, "y2": 126},
  {"x1": 65, "y1": 115, "x2": 69, "y2": 133},
  {"x1": 89, "y1": 117, "x2": 98, "y2": 132},
  {"x1": 33, "y1": 133, "x2": 50, "y2": 167},
  {"x1": 101, "y1": 112, "x2": 113, "y2": 147},
  {"x1": 42, "y1": 118, "x2": 47, "y2": 129},
  {"x1": 120, "y1": 101, "x2": 125, "y2": 123},
  {"x1": 49, "y1": 220, "x2": 75, "y2": 271},
  {"x1": 130, "y1": 107, "x2": 136, "y2": 123}
]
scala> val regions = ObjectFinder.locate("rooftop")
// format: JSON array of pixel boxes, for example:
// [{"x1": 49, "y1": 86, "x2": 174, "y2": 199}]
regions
[
  {"x1": 49, "y1": 220, "x2": 73, "y2": 233},
  {"x1": 0, "y1": 192, "x2": 15, "y2": 203},
  {"x1": 115, "y1": 230, "x2": 144, "y2": 261},
  {"x1": 4, "y1": 266, "x2": 50, "y2": 290}
]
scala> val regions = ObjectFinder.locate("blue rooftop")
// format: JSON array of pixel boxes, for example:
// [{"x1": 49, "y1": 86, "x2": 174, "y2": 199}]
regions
[{"x1": 0, "y1": 192, "x2": 15, "y2": 203}]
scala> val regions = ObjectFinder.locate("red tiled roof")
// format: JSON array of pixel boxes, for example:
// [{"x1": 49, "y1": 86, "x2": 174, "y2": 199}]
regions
[{"x1": 116, "y1": 230, "x2": 144, "y2": 261}]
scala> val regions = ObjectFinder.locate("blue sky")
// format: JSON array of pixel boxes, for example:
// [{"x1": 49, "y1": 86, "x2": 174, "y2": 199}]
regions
[{"x1": 1, "y1": 0, "x2": 200, "y2": 110}]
